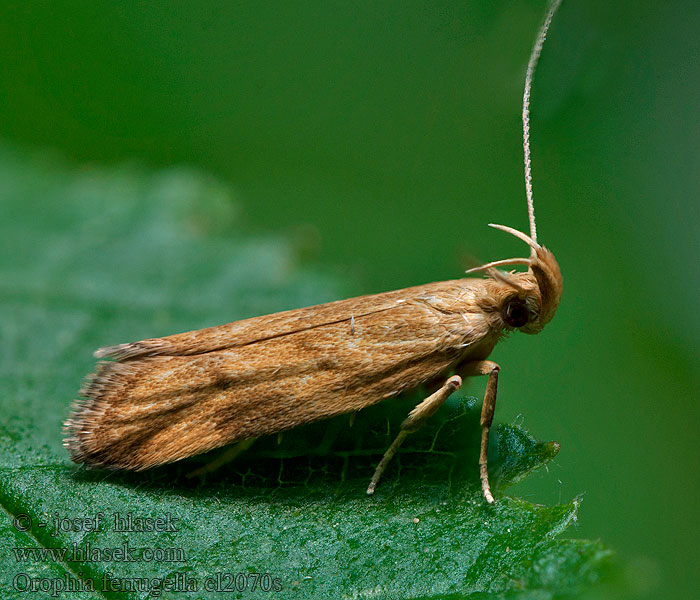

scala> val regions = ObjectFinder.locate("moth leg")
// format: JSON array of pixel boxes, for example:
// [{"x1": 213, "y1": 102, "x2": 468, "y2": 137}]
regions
[
  {"x1": 457, "y1": 360, "x2": 500, "y2": 504},
  {"x1": 366, "y1": 375, "x2": 462, "y2": 495},
  {"x1": 186, "y1": 437, "x2": 257, "y2": 479}
]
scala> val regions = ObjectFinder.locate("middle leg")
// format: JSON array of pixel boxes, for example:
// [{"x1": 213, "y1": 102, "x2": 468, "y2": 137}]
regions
[{"x1": 366, "y1": 375, "x2": 462, "y2": 494}]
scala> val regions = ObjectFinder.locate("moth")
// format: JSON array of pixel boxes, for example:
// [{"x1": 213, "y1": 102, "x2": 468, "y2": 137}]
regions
[{"x1": 64, "y1": 0, "x2": 563, "y2": 503}]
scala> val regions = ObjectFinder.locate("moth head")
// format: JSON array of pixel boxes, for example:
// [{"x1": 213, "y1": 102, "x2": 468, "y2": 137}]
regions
[{"x1": 466, "y1": 223, "x2": 563, "y2": 334}]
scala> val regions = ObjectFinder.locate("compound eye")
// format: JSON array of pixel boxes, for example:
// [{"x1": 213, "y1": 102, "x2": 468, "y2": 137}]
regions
[{"x1": 502, "y1": 298, "x2": 529, "y2": 328}]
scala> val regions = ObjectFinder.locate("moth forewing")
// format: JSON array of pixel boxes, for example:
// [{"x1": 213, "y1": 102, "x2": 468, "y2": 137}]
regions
[{"x1": 65, "y1": 278, "x2": 498, "y2": 471}]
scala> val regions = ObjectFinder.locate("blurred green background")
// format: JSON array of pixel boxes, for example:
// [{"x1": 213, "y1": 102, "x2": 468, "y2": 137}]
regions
[{"x1": 1, "y1": 0, "x2": 698, "y2": 597}]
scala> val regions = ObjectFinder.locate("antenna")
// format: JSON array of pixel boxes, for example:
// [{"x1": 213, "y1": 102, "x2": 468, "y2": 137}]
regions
[{"x1": 522, "y1": 0, "x2": 562, "y2": 246}]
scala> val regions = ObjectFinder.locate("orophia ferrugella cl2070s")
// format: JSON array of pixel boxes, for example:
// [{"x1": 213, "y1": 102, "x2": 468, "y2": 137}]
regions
[{"x1": 64, "y1": 0, "x2": 564, "y2": 503}]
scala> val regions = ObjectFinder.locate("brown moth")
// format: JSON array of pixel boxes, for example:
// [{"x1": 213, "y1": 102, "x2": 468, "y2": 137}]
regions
[{"x1": 64, "y1": 0, "x2": 563, "y2": 503}]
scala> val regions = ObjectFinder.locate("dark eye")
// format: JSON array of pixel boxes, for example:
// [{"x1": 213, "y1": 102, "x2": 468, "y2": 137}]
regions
[{"x1": 502, "y1": 298, "x2": 529, "y2": 328}]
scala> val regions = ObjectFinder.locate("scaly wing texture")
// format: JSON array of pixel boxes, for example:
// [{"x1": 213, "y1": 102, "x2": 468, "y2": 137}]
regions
[
  {"x1": 66, "y1": 279, "x2": 494, "y2": 469},
  {"x1": 96, "y1": 279, "x2": 474, "y2": 360}
]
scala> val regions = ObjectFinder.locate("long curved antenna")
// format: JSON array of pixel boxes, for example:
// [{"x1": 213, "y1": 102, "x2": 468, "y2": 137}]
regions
[
  {"x1": 465, "y1": 258, "x2": 531, "y2": 274},
  {"x1": 464, "y1": 224, "x2": 539, "y2": 275},
  {"x1": 523, "y1": 0, "x2": 562, "y2": 247},
  {"x1": 488, "y1": 223, "x2": 540, "y2": 250}
]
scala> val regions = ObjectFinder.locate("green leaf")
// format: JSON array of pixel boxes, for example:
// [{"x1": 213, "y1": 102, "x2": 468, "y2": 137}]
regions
[{"x1": 0, "y1": 144, "x2": 613, "y2": 599}]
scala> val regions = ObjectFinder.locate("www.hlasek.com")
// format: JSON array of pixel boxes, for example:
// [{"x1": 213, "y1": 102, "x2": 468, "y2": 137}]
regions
[{"x1": 13, "y1": 541, "x2": 186, "y2": 563}]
